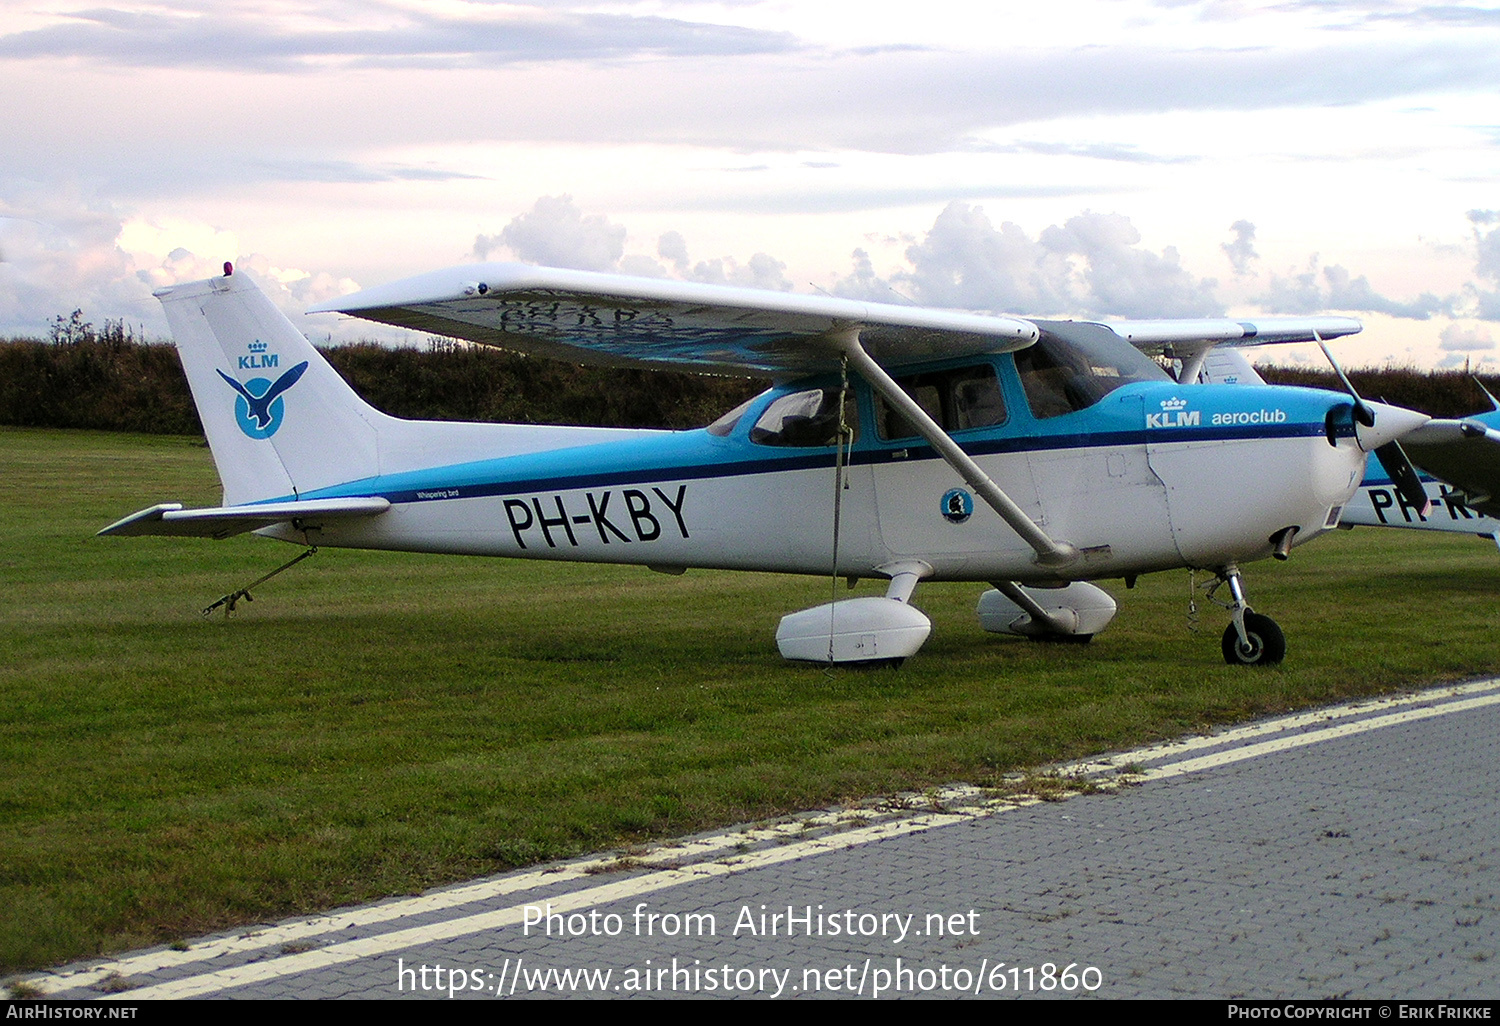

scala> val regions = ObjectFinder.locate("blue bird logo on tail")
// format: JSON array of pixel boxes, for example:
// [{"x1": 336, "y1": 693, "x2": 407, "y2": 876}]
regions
[{"x1": 219, "y1": 361, "x2": 309, "y2": 439}]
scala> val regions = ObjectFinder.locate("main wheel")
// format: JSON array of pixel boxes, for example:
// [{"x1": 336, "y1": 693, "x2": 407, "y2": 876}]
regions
[{"x1": 1221, "y1": 613, "x2": 1286, "y2": 666}]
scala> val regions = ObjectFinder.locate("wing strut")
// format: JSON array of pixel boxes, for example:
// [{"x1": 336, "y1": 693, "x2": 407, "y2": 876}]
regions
[{"x1": 833, "y1": 326, "x2": 1080, "y2": 568}]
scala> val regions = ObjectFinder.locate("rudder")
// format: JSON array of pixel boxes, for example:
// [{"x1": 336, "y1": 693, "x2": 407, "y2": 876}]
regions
[{"x1": 157, "y1": 269, "x2": 384, "y2": 505}]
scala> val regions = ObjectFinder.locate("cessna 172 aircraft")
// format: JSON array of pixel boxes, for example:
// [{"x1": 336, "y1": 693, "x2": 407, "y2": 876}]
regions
[{"x1": 100, "y1": 263, "x2": 1431, "y2": 667}]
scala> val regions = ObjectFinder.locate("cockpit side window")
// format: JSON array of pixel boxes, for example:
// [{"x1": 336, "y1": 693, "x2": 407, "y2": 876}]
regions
[
  {"x1": 748, "y1": 388, "x2": 859, "y2": 447},
  {"x1": 875, "y1": 364, "x2": 1007, "y2": 441},
  {"x1": 1016, "y1": 327, "x2": 1170, "y2": 420}
]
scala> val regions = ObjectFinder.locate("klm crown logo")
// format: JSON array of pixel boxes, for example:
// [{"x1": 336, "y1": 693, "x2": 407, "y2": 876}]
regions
[{"x1": 239, "y1": 340, "x2": 277, "y2": 370}]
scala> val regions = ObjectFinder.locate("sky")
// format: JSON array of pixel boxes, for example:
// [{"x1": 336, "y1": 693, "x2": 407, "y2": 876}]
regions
[{"x1": 1, "y1": 0, "x2": 1498, "y2": 369}]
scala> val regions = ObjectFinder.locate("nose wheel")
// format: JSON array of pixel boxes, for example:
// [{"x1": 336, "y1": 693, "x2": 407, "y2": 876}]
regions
[
  {"x1": 1210, "y1": 564, "x2": 1286, "y2": 666},
  {"x1": 1221, "y1": 611, "x2": 1286, "y2": 666}
]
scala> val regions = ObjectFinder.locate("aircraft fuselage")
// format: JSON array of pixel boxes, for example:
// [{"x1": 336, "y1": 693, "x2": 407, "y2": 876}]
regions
[{"x1": 263, "y1": 363, "x2": 1369, "y2": 585}]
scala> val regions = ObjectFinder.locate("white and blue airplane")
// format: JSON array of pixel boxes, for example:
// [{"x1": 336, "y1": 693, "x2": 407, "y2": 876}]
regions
[{"x1": 99, "y1": 263, "x2": 1431, "y2": 667}]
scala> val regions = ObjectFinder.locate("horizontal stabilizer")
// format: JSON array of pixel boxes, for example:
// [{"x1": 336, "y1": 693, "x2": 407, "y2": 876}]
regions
[{"x1": 98, "y1": 497, "x2": 391, "y2": 540}]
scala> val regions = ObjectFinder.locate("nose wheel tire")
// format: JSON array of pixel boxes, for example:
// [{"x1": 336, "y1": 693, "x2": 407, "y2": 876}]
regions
[{"x1": 1221, "y1": 612, "x2": 1286, "y2": 666}]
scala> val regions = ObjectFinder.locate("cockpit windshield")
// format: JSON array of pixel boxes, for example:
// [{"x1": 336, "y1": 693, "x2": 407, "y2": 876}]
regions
[{"x1": 1015, "y1": 321, "x2": 1170, "y2": 420}]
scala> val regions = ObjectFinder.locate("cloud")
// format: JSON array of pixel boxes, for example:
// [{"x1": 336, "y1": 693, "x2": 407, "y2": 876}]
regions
[
  {"x1": 1187, "y1": 0, "x2": 1500, "y2": 30},
  {"x1": 1368, "y1": 4, "x2": 1500, "y2": 28},
  {"x1": 12, "y1": 182, "x2": 1500, "y2": 361},
  {"x1": 1322, "y1": 264, "x2": 1450, "y2": 319},
  {"x1": 608, "y1": 37, "x2": 1500, "y2": 154},
  {"x1": 461, "y1": 198, "x2": 1500, "y2": 330},
  {"x1": 1468, "y1": 210, "x2": 1500, "y2": 317},
  {"x1": 1257, "y1": 258, "x2": 1451, "y2": 319},
  {"x1": 237, "y1": 159, "x2": 485, "y2": 184},
  {"x1": 617, "y1": 254, "x2": 669, "y2": 278},
  {"x1": 831, "y1": 248, "x2": 899, "y2": 304},
  {"x1": 1222, "y1": 220, "x2": 1258, "y2": 276},
  {"x1": 481, "y1": 195, "x2": 627, "y2": 272},
  {"x1": 483, "y1": 198, "x2": 1214, "y2": 314},
  {"x1": 1439, "y1": 322, "x2": 1495, "y2": 352},
  {"x1": 1473, "y1": 209, "x2": 1500, "y2": 276},
  {"x1": 968, "y1": 140, "x2": 1197, "y2": 164},
  {"x1": 7, "y1": 12, "x2": 1499, "y2": 166},
  {"x1": 686, "y1": 252, "x2": 793, "y2": 291},
  {"x1": 1257, "y1": 264, "x2": 1324, "y2": 315},
  {"x1": 7, "y1": 3, "x2": 1499, "y2": 228},
  {"x1": 0, "y1": 2, "x2": 797, "y2": 72},
  {"x1": 1437, "y1": 320, "x2": 1497, "y2": 368},
  {"x1": 0, "y1": 188, "x2": 153, "y2": 335},
  {"x1": 878, "y1": 202, "x2": 1221, "y2": 318},
  {"x1": 654, "y1": 183, "x2": 1116, "y2": 216},
  {"x1": 0, "y1": 186, "x2": 381, "y2": 341},
  {"x1": 891, "y1": 202, "x2": 1075, "y2": 314},
  {"x1": 470, "y1": 196, "x2": 791, "y2": 290},
  {"x1": 1041, "y1": 211, "x2": 1222, "y2": 318},
  {"x1": 657, "y1": 231, "x2": 690, "y2": 274},
  {"x1": 653, "y1": 228, "x2": 792, "y2": 290}
]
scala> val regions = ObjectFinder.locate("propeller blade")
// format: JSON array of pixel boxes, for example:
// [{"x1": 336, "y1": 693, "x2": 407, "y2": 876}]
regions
[
  {"x1": 1315, "y1": 333, "x2": 1375, "y2": 426},
  {"x1": 1374, "y1": 440, "x2": 1431, "y2": 518},
  {"x1": 1474, "y1": 376, "x2": 1500, "y2": 412}
]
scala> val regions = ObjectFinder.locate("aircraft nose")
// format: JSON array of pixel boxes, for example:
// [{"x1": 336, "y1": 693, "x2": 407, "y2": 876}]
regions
[{"x1": 1354, "y1": 401, "x2": 1430, "y2": 452}]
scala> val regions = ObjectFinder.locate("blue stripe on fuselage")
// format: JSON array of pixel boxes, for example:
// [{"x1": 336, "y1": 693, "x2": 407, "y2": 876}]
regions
[{"x1": 272, "y1": 381, "x2": 1352, "y2": 506}]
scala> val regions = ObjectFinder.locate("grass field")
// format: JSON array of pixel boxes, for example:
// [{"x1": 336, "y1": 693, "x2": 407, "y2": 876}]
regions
[{"x1": 3, "y1": 424, "x2": 1498, "y2": 974}]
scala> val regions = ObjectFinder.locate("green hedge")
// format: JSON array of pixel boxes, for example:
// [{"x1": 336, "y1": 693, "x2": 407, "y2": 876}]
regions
[
  {"x1": 3, "y1": 316, "x2": 1496, "y2": 435},
  {"x1": 1254, "y1": 365, "x2": 1499, "y2": 419},
  {"x1": 0, "y1": 326, "x2": 762, "y2": 435}
]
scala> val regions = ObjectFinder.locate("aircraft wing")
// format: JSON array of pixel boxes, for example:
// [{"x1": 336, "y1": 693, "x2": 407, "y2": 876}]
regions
[
  {"x1": 308, "y1": 263, "x2": 1039, "y2": 377},
  {"x1": 98, "y1": 497, "x2": 391, "y2": 540},
  {"x1": 312, "y1": 264, "x2": 1366, "y2": 377},
  {"x1": 1101, "y1": 317, "x2": 1363, "y2": 355},
  {"x1": 1398, "y1": 414, "x2": 1500, "y2": 517}
]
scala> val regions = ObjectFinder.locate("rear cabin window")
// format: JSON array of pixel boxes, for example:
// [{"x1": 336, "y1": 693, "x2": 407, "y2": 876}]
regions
[
  {"x1": 748, "y1": 388, "x2": 859, "y2": 447},
  {"x1": 874, "y1": 364, "x2": 1007, "y2": 441}
]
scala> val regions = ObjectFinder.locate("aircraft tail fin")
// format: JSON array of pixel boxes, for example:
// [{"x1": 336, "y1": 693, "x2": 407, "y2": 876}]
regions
[{"x1": 156, "y1": 269, "x2": 387, "y2": 506}]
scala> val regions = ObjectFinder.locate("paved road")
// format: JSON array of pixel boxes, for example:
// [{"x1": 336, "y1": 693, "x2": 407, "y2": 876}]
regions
[{"x1": 26, "y1": 679, "x2": 1500, "y2": 1000}]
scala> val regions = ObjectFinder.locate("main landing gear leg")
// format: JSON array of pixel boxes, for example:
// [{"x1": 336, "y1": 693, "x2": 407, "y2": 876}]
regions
[{"x1": 1213, "y1": 563, "x2": 1286, "y2": 667}]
